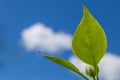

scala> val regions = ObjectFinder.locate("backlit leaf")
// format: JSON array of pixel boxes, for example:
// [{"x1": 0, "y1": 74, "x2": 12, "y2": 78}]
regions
[
  {"x1": 43, "y1": 55, "x2": 88, "y2": 80},
  {"x1": 72, "y1": 6, "x2": 107, "y2": 67}
]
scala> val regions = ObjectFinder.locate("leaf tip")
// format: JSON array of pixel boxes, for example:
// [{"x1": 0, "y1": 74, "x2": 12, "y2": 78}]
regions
[{"x1": 83, "y1": 5, "x2": 88, "y2": 13}]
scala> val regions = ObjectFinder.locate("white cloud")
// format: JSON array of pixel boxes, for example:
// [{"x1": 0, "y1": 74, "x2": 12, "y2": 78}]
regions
[
  {"x1": 69, "y1": 53, "x2": 120, "y2": 80},
  {"x1": 21, "y1": 23, "x2": 72, "y2": 53}
]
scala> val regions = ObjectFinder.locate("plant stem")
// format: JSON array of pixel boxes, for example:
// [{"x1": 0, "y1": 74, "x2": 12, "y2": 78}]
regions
[
  {"x1": 92, "y1": 76, "x2": 96, "y2": 80},
  {"x1": 77, "y1": 72, "x2": 89, "y2": 80},
  {"x1": 96, "y1": 74, "x2": 99, "y2": 80}
]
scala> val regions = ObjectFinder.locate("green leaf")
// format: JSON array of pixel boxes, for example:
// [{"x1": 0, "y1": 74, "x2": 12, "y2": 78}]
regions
[
  {"x1": 43, "y1": 55, "x2": 88, "y2": 80},
  {"x1": 72, "y1": 6, "x2": 107, "y2": 67}
]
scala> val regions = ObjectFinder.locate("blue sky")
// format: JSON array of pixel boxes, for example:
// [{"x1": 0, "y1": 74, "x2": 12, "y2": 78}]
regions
[{"x1": 0, "y1": 0, "x2": 120, "y2": 80}]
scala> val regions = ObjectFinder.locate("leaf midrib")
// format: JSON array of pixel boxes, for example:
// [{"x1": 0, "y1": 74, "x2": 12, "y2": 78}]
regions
[{"x1": 84, "y1": 11, "x2": 98, "y2": 66}]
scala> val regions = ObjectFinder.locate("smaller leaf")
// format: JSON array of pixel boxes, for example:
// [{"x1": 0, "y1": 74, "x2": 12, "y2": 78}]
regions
[{"x1": 43, "y1": 55, "x2": 88, "y2": 80}]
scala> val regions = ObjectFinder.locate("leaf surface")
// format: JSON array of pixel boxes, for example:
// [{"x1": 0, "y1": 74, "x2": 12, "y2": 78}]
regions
[
  {"x1": 72, "y1": 6, "x2": 107, "y2": 66},
  {"x1": 43, "y1": 55, "x2": 88, "y2": 80}
]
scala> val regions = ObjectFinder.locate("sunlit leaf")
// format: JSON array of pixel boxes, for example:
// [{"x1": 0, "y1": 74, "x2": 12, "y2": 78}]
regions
[
  {"x1": 43, "y1": 55, "x2": 88, "y2": 80},
  {"x1": 72, "y1": 6, "x2": 107, "y2": 67}
]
